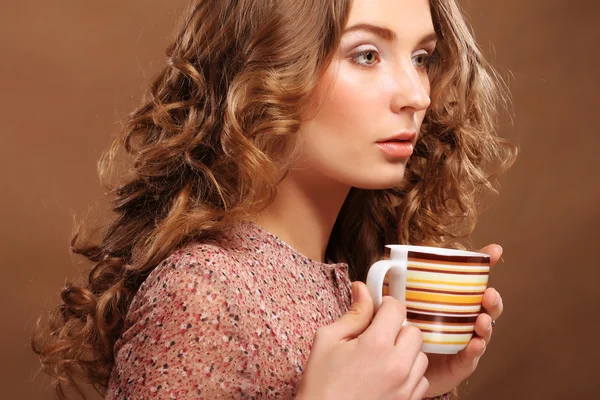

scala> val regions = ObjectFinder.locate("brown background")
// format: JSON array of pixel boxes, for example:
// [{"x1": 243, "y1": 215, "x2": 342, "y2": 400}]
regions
[{"x1": 1, "y1": 0, "x2": 598, "y2": 399}]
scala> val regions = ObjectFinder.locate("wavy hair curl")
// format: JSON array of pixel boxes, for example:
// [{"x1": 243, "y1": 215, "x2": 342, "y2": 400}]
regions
[{"x1": 32, "y1": 0, "x2": 517, "y2": 398}]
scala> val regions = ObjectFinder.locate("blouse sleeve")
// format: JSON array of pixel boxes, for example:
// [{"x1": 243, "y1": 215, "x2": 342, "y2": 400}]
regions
[{"x1": 106, "y1": 251, "x2": 261, "y2": 399}]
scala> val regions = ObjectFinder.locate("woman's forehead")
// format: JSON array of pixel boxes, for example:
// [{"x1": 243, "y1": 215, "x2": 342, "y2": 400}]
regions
[{"x1": 344, "y1": 0, "x2": 435, "y2": 40}]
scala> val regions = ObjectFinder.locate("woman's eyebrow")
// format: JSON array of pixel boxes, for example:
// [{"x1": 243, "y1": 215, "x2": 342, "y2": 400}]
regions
[
  {"x1": 417, "y1": 32, "x2": 439, "y2": 46},
  {"x1": 343, "y1": 23, "x2": 438, "y2": 45},
  {"x1": 343, "y1": 23, "x2": 397, "y2": 41}
]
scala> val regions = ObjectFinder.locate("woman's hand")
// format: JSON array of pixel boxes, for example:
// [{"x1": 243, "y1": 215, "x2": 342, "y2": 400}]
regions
[
  {"x1": 296, "y1": 283, "x2": 430, "y2": 400},
  {"x1": 422, "y1": 244, "x2": 505, "y2": 397}
]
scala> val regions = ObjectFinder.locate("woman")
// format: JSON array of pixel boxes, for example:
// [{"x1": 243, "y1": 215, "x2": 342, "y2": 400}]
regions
[{"x1": 32, "y1": 0, "x2": 516, "y2": 398}]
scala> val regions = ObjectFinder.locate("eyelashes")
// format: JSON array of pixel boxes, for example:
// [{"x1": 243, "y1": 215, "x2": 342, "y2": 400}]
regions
[
  {"x1": 350, "y1": 49, "x2": 380, "y2": 66},
  {"x1": 349, "y1": 47, "x2": 438, "y2": 70}
]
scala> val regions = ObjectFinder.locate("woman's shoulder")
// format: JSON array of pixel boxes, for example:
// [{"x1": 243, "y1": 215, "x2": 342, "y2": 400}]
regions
[
  {"x1": 132, "y1": 240, "x2": 245, "y2": 308},
  {"x1": 149, "y1": 241, "x2": 239, "y2": 286},
  {"x1": 166, "y1": 240, "x2": 237, "y2": 271}
]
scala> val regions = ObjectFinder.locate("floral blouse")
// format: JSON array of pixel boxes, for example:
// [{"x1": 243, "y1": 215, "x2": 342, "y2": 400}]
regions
[{"x1": 105, "y1": 221, "x2": 451, "y2": 399}]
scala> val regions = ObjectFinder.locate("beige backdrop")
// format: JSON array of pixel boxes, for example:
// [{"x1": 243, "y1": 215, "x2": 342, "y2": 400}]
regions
[{"x1": 1, "y1": 1, "x2": 599, "y2": 399}]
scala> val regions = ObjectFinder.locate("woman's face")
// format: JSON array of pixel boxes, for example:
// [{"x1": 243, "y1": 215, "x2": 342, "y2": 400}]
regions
[{"x1": 295, "y1": 0, "x2": 437, "y2": 190}]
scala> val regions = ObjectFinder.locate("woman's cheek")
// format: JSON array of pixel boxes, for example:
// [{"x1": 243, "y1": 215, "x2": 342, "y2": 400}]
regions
[{"x1": 326, "y1": 77, "x2": 377, "y2": 131}]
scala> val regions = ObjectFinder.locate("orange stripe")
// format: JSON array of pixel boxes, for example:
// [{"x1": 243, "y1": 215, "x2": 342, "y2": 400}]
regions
[
  {"x1": 406, "y1": 298, "x2": 482, "y2": 306},
  {"x1": 406, "y1": 291, "x2": 483, "y2": 304},
  {"x1": 406, "y1": 286, "x2": 485, "y2": 295},
  {"x1": 423, "y1": 339, "x2": 469, "y2": 345},
  {"x1": 407, "y1": 278, "x2": 486, "y2": 287},
  {"x1": 407, "y1": 306, "x2": 480, "y2": 314}
]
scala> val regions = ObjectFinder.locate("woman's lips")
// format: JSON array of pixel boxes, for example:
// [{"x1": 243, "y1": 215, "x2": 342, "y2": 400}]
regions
[{"x1": 376, "y1": 140, "x2": 414, "y2": 158}]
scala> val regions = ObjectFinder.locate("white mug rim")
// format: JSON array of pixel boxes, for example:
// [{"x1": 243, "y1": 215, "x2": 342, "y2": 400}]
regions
[{"x1": 385, "y1": 244, "x2": 490, "y2": 259}]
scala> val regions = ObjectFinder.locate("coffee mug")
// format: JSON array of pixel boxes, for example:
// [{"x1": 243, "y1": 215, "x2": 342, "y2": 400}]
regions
[{"x1": 366, "y1": 245, "x2": 490, "y2": 354}]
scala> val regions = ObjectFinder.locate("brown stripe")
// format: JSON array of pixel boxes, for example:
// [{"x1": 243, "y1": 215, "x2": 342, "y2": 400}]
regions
[
  {"x1": 407, "y1": 307, "x2": 480, "y2": 316},
  {"x1": 406, "y1": 286, "x2": 485, "y2": 296},
  {"x1": 418, "y1": 328, "x2": 474, "y2": 334},
  {"x1": 408, "y1": 251, "x2": 489, "y2": 264},
  {"x1": 408, "y1": 258, "x2": 489, "y2": 267},
  {"x1": 406, "y1": 298, "x2": 482, "y2": 306},
  {"x1": 407, "y1": 312, "x2": 478, "y2": 324},
  {"x1": 409, "y1": 267, "x2": 489, "y2": 275},
  {"x1": 410, "y1": 319, "x2": 474, "y2": 326}
]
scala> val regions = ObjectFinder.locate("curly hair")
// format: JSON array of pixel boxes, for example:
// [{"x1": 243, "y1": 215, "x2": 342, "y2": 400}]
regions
[{"x1": 32, "y1": 0, "x2": 517, "y2": 398}]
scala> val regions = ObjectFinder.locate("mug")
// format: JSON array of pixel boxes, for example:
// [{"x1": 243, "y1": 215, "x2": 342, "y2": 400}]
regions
[{"x1": 366, "y1": 245, "x2": 490, "y2": 354}]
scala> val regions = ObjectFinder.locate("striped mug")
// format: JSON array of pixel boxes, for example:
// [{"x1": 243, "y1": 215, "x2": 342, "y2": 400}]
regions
[{"x1": 366, "y1": 245, "x2": 490, "y2": 354}]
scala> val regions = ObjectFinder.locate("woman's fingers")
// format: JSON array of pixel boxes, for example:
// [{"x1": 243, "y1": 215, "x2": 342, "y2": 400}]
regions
[
  {"x1": 322, "y1": 281, "x2": 374, "y2": 342},
  {"x1": 394, "y1": 325, "x2": 424, "y2": 360},
  {"x1": 476, "y1": 288, "x2": 502, "y2": 344},
  {"x1": 394, "y1": 351, "x2": 428, "y2": 399},
  {"x1": 478, "y1": 244, "x2": 503, "y2": 267},
  {"x1": 363, "y1": 296, "x2": 405, "y2": 344},
  {"x1": 453, "y1": 336, "x2": 486, "y2": 371},
  {"x1": 474, "y1": 313, "x2": 493, "y2": 344},
  {"x1": 481, "y1": 288, "x2": 503, "y2": 321},
  {"x1": 409, "y1": 376, "x2": 430, "y2": 400}
]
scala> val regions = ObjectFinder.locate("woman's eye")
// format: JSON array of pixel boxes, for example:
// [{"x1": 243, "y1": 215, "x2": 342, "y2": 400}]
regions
[
  {"x1": 412, "y1": 52, "x2": 431, "y2": 69},
  {"x1": 351, "y1": 50, "x2": 380, "y2": 66}
]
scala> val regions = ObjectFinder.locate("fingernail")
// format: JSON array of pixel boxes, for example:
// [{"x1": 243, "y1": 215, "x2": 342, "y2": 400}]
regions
[
  {"x1": 496, "y1": 245, "x2": 503, "y2": 253},
  {"x1": 492, "y1": 290, "x2": 500, "y2": 306}
]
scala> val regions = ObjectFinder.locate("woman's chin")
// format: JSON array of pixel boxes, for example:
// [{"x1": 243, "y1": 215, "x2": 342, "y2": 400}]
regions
[{"x1": 351, "y1": 174, "x2": 406, "y2": 190}]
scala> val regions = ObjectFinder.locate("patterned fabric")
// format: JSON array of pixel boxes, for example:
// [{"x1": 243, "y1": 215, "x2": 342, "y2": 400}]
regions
[{"x1": 105, "y1": 220, "x2": 452, "y2": 399}]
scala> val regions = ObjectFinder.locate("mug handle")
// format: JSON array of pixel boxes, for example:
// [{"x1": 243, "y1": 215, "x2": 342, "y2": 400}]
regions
[{"x1": 366, "y1": 256, "x2": 408, "y2": 313}]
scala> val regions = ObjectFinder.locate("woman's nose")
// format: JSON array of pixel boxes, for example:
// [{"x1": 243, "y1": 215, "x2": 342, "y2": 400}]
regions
[{"x1": 389, "y1": 62, "x2": 431, "y2": 114}]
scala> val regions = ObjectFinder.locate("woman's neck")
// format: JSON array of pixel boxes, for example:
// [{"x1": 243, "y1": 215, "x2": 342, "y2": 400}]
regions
[{"x1": 247, "y1": 168, "x2": 350, "y2": 263}]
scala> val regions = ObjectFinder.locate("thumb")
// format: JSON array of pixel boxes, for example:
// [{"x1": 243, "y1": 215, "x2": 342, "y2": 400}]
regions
[{"x1": 330, "y1": 281, "x2": 375, "y2": 340}]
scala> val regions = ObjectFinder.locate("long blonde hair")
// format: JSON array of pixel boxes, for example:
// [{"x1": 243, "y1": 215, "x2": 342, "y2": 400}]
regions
[{"x1": 32, "y1": 0, "x2": 517, "y2": 398}]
